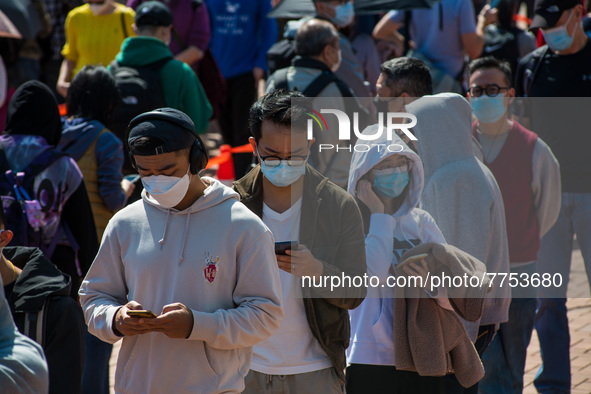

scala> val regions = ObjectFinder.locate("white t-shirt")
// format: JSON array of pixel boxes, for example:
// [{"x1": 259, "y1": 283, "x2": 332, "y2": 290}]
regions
[{"x1": 251, "y1": 198, "x2": 332, "y2": 375}]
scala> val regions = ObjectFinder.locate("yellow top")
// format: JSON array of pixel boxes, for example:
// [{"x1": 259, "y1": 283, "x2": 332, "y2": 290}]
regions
[{"x1": 62, "y1": 3, "x2": 136, "y2": 75}]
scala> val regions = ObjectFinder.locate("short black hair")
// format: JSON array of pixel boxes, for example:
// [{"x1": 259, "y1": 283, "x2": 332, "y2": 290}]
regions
[
  {"x1": 249, "y1": 90, "x2": 310, "y2": 142},
  {"x1": 66, "y1": 65, "x2": 119, "y2": 125},
  {"x1": 468, "y1": 56, "x2": 513, "y2": 87},
  {"x1": 380, "y1": 57, "x2": 433, "y2": 97},
  {"x1": 295, "y1": 19, "x2": 339, "y2": 57}
]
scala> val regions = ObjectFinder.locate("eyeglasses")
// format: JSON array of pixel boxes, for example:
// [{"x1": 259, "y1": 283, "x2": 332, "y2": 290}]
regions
[
  {"x1": 469, "y1": 84, "x2": 510, "y2": 97},
  {"x1": 256, "y1": 146, "x2": 310, "y2": 168}
]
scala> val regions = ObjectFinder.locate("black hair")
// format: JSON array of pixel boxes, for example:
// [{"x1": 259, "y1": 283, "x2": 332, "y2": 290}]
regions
[
  {"x1": 468, "y1": 56, "x2": 513, "y2": 87},
  {"x1": 66, "y1": 65, "x2": 120, "y2": 125},
  {"x1": 249, "y1": 90, "x2": 310, "y2": 142},
  {"x1": 295, "y1": 19, "x2": 339, "y2": 57},
  {"x1": 380, "y1": 57, "x2": 433, "y2": 97}
]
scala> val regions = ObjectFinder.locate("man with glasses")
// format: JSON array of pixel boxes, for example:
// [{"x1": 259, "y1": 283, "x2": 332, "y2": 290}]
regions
[
  {"x1": 234, "y1": 90, "x2": 367, "y2": 394},
  {"x1": 515, "y1": 0, "x2": 591, "y2": 391},
  {"x1": 468, "y1": 56, "x2": 560, "y2": 394}
]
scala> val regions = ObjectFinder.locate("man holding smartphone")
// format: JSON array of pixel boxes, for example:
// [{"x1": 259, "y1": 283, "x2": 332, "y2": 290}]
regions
[
  {"x1": 233, "y1": 90, "x2": 367, "y2": 393},
  {"x1": 79, "y1": 108, "x2": 283, "y2": 393}
]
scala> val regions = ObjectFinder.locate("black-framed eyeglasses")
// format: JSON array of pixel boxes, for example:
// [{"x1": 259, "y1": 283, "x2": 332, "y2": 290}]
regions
[
  {"x1": 256, "y1": 145, "x2": 310, "y2": 168},
  {"x1": 469, "y1": 84, "x2": 510, "y2": 97}
]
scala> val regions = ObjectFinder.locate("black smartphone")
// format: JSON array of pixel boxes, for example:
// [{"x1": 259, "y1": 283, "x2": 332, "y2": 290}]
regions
[
  {"x1": 127, "y1": 310, "x2": 157, "y2": 318},
  {"x1": 275, "y1": 241, "x2": 298, "y2": 255}
]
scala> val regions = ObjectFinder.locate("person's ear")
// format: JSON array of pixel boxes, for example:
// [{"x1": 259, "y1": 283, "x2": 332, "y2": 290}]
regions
[
  {"x1": 0, "y1": 230, "x2": 13, "y2": 248},
  {"x1": 507, "y1": 87, "x2": 516, "y2": 105},
  {"x1": 249, "y1": 137, "x2": 258, "y2": 158},
  {"x1": 322, "y1": 44, "x2": 333, "y2": 63}
]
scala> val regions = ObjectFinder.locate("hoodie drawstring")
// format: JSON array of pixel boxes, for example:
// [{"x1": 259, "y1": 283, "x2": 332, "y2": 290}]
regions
[
  {"x1": 159, "y1": 209, "x2": 171, "y2": 249},
  {"x1": 179, "y1": 212, "x2": 191, "y2": 264}
]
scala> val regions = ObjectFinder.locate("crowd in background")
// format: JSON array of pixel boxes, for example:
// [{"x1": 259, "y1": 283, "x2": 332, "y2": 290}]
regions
[{"x1": 0, "y1": 0, "x2": 590, "y2": 393}]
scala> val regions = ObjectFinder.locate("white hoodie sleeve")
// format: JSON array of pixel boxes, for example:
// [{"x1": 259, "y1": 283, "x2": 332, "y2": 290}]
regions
[
  {"x1": 531, "y1": 138, "x2": 561, "y2": 238},
  {"x1": 365, "y1": 213, "x2": 396, "y2": 284},
  {"x1": 187, "y1": 230, "x2": 283, "y2": 349},
  {"x1": 79, "y1": 222, "x2": 130, "y2": 344}
]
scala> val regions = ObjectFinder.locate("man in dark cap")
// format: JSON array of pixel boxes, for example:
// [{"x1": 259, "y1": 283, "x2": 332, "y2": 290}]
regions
[
  {"x1": 79, "y1": 108, "x2": 283, "y2": 393},
  {"x1": 514, "y1": 0, "x2": 591, "y2": 393},
  {"x1": 111, "y1": 1, "x2": 211, "y2": 137}
]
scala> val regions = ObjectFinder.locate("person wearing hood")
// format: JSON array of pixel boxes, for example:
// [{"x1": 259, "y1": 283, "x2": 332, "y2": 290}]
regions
[
  {"x1": 234, "y1": 90, "x2": 366, "y2": 393},
  {"x1": 79, "y1": 107, "x2": 283, "y2": 393},
  {"x1": 0, "y1": 208, "x2": 86, "y2": 394},
  {"x1": 405, "y1": 93, "x2": 511, "y2": 392},
  {"x1": 0, "y1": 81, "x2": 99, "y2": 299},
  {"x1": 111, "y1": 1, "x2": 211, "y2": 135},
  {"x1": 467, "y1": 57, "x2": 560, "y2": 394},
  {"x1": 345, "y1": 129, "x2": 449, "y2": 393},
  {"x1": 58, "y1": 65, "x2": 135, "y2": 394}
]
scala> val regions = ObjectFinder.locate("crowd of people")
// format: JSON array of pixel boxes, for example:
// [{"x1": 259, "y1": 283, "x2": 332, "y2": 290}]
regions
[{"x1": 0, "y1": 0, "x2": 590, "y2": 393}]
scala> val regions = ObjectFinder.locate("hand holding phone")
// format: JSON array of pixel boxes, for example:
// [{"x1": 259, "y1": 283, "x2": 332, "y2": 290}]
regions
[
  {"x1": 397, "y1": 253, "x2": 429, "y2": 272},
  {"x1": 275, "y1": 241, "x2": 298, "y2": 256},
  {"x1": 127, "y1": 310, "x2": 157, "y2": 319}
]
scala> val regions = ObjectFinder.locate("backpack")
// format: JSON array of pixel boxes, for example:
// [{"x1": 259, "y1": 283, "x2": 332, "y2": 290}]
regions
[
  {"x1": 482, "y1": 26, "x2": 521, "y2": 74},
  {"x1": 520, "y1": 45, "x2": 548, "y2": 97},
  {"x1": 0, "y1": 147, "x2": 67, "y2": 257},
  {"x1": 267, "y1": 38, "x2": 296, "y2": 76},
  {"x1": 109, "y1": 58, "x2": 170, "y2": 173}
]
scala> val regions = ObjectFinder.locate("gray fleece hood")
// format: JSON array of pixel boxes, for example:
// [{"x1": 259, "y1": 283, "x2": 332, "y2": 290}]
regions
[
  {"x1": 347, "y1": 128, "x2": 424, "y2": 218},
  {"x1": 406, "y1": 93, "x2": 475, "y2": 182},
  {"x1": 141, "y1": 177, "x2": 240, "y2": 263}
]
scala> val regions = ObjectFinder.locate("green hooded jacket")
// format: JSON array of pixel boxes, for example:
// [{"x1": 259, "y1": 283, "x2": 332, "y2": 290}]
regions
[{"x1": 114, "y1": 36, "x2": 212, "y2": 133}]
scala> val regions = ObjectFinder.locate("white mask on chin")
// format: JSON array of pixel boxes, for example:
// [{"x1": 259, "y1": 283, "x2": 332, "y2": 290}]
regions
[{"x1": 141, "y1": 166, "x2": 191, "y2": 208}]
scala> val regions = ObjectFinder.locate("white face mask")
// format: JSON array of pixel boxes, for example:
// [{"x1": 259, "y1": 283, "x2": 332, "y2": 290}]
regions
[
  {"x1": 141, "y1": 166, "x2": 191, "y2": 208},
  {"x1": 331, "y1": 49, "x2": 342, "y2": 73},
  {"x1": 88, "y1": 1, "x2": 112, "y2": 15}
]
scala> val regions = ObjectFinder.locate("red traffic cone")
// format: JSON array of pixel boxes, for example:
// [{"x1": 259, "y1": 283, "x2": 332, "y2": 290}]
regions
[{"x1": 217, "y1": 144, "x2": 235, "y2": 186}]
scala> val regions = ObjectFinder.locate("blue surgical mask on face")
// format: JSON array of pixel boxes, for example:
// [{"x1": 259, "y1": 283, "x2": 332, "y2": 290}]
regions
[
  {"x1": 331, "y1": 1, "x2": 354, "y2": 28},
  {"x1": 260, "y1": 161, "x2": 306, "y2": 187},
  {"x1": 372, "y1": 167, "x2": 410, "y2": 199},
  {"x1": 471, "y1": 94, "x2": 507, "y2": 124},
  {"x1": 542, "y1": 11, "x2": 575, "y2": 52}
]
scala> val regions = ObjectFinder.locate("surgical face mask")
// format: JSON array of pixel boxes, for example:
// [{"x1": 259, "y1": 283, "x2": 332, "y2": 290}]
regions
[
  {"x1": 259, "y1": 154, "x2": 306, "y2": 187},
  {"x1": 372, "y1": 166, "x2": 410, "y2": 199},
  {"x1": 330, "y1": 1, "x2": 355, "y2": 28},
  {"x1": 470, "y1": 94, "x2": 507, "y2": 124},
  {"x1": 331, "y1": 49, "x2": 342, "y2": 72},
  {"x1": 141, "y1": 166, "x2": 191, "y2": 208},
  {"x1": 542, "y1": 11, "x2": 575, "y2": 51}
]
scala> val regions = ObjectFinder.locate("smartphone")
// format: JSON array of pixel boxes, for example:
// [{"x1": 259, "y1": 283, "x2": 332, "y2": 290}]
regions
[
  {"x1": 275, "y1": 241, "x2": 298, "y2": 255},
  {"x1": 127, "y1": 310, "x2": 157, "y2": 318},
  {"x1": 397, "y1": 253, "x2": 429, "y2": 271},
  {"x1": 490, "y1": 0, "x2": 501, "y2": 8},
  {"x1": 123, "y1": 174, "x2": 141, "y2": 184}
]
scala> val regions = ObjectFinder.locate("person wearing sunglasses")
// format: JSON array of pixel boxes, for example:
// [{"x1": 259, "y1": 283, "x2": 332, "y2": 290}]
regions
[{"x1": 468, "y1": 56, "x2": 560, "y2": 394}]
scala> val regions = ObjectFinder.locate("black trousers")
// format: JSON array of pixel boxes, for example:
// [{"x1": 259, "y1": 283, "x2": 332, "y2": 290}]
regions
[
  {"x1": 218, "y1": 71, "x2": 257, "y2": 178},
  {"x1": 346, "y1": 364, "x2": 445, "y2": 394}
]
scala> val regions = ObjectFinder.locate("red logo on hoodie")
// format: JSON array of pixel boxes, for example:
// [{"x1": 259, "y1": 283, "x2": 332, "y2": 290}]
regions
[{"x1": 203, "y1": 255, "x2": 219, "y2": 284}]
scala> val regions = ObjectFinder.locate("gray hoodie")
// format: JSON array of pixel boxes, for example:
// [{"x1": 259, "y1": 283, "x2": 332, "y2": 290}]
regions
[
  {"x1": 79, "y1": 178, "x2": 283, "y2": 393},
  {"x1": 406, "y1": 93, "x2": 511, "y2": 338}
]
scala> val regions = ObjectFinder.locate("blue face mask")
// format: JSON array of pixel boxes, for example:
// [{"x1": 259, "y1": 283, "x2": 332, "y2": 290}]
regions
[
  {"x1": 372, "y1": 167, "x2": 410, "y2": 199},
  {"x1": 471, "y1": 94, "x2": 507, "y2": 124},
  {"x1": 331, "y1": 1, "x2": 354, "y2": 28},
  {"x1": 542, "y1": 11, "x2": 575, "y2": 52}
]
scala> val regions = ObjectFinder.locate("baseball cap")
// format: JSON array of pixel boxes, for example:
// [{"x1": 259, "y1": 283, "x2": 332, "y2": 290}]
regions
[
  {"x1": 128, "y1": 108, "x2": 197, "y2": 156},
  {"x1": 135, "y1": 1, "x2": 173, "y2": 27},
  {"x1": 530, "y1": 0, "x2": 580, "y2": 29}
]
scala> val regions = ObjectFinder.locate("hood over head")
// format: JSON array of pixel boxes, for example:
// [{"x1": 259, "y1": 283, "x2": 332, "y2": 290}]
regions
[
  {"x1": 405, "y1": 93, "x2": 475, "y2": 181},
  {"x1": 4, "y1": 81, "x2": 62, "y2": 147},
  {"x1": 59, "y1": 118, "x2": 105, "y2": 161},
  {"x1": 347, "y1": 127, "x2": 424, "y2": 218}
]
